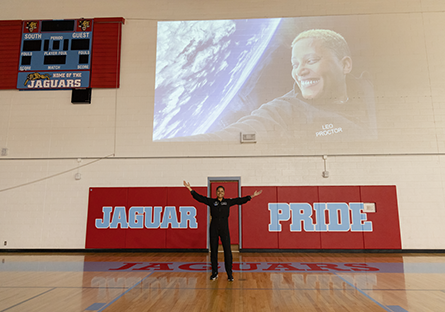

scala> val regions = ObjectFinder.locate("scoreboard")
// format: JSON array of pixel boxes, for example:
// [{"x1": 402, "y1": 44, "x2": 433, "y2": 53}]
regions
[
  {"x1": 0, "y1": 17, "x2": 124, "y2": 92},
  {"x1": 17, "y1": 19, "x2": 93, "y2": 90}
]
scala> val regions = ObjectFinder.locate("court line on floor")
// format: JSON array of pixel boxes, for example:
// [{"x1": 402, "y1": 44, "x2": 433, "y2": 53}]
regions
[
  {"x1": 1, "y1": 285, "x2": 443, "y2": 292},
  {"x1": 334, "y1": 273, "x2": 394, "y2": 312},
  {"x1": 387, "y1": 306, "x2": 409, "y2": 312},
  {"x1": 0, "y1": 286, "x2": 382, "y2": 292},
  {"x1": 0, "y1": 288, "x2": 56, "y2": 312},
  {"x1": 96, "y1": 272, "x2": 153, "y2": 312}
]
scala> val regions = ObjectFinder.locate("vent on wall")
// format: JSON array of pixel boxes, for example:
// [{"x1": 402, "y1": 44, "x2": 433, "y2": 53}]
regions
[{"x1": 240, "y1": 132, "x2": 256, "y2": 143}]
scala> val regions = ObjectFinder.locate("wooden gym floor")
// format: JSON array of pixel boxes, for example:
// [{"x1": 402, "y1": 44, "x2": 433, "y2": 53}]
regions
[{"x1": 1, "y1": 251, "x2": 445, "y2": 312}]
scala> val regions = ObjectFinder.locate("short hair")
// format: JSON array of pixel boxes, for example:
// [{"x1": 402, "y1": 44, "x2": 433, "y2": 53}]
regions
[
  {"x1": 216, "y1": 186, "x2": 225, "y2": 191},
  {"x1": 291, "y1": 29, "x2": 351, "y2": 60}
]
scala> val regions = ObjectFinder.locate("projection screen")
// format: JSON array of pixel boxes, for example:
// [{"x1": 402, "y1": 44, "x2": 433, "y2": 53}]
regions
[{"x1": 153, "y1": 15, "x2": 437, "y2": 154}]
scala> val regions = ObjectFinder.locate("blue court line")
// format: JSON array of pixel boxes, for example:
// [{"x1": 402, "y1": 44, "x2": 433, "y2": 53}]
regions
[
  {"x1": 334, "y1": 273, "x2": 393, "y2": 312},
  {"x1": 0, "y1": 286, "x2": 153, "y2": 290},
  {"x1": 0, "y1": 287, "x2": 56, "y2": 312},
  {"x1": 85, "y1": 302, "x2": 106, "y2": 311},
  {"x1": 387, "y1": 306, "x2": 409, "y2": 312},
  {"x1": 95, "y1": 272, "x2": 152, "y2": 312}
]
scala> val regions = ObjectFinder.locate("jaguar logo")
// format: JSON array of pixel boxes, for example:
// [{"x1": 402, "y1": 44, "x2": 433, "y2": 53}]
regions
[
  {"x1": 78, "y1": 20, "x2": 91, "y2": 31},
  {"x1": 24, "y1": 72, "x2": 52, "y2": 86},
  {"x1": 26, "y1": 21, "x2": 38, "y2": 33}
]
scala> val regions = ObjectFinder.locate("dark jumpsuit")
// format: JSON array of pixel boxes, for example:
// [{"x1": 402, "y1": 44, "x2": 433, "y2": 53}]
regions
[{"x1": 190, "y1": 190, "x2": 251, "y2": 276}]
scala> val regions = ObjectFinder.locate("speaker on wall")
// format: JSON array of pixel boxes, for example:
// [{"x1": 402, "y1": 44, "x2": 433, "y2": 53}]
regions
[{"x1": 71, "y1": 88, "x2": 92, "y2": 104}]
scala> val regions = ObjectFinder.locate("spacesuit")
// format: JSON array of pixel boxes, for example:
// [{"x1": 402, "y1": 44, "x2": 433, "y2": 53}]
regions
[{"x1": 190, "y1": 190, "x2": 251, "y2": 278}]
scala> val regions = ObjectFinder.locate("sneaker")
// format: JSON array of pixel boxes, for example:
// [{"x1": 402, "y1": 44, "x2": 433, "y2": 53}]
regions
[
  {"x1": 210, "y1": 273, "x2": 218, "y2": 280},
  {"x1": 228, "y1": 275, "x2": 234, "y2": 282}
]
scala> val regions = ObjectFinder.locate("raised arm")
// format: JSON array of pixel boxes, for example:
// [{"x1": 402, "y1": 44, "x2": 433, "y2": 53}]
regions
[
  {"x1": 183, "y1": 180, "x2": 193, "y2": 191},
  {"x1": 183, "y1": 180, "x2": 212, "y2": 205},
  {"x1": 228, "y1": 190, "x2": 263, "y2": 206},
  {"x1": 250, "y1": 190, "x2": 262, "y2": 198}
]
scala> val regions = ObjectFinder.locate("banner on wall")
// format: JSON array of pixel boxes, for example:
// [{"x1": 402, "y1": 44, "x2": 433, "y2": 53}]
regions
[{"x1": 85, "y1": 185, "x2": 401, "y2": 250}]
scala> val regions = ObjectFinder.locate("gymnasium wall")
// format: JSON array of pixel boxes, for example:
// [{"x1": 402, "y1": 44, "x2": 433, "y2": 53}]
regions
[{"x1": 1, "y1": 0, "x2": 445, "y2": 249}]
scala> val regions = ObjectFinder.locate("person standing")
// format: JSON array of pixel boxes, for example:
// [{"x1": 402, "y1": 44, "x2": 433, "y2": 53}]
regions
[{"x1": 183, "y1": 181, "x2": 262, "y2": 281}]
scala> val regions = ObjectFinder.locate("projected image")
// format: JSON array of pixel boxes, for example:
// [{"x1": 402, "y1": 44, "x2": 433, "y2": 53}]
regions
[{"x1": 153, "y1": 17, "x2": 377, "y2": 142}]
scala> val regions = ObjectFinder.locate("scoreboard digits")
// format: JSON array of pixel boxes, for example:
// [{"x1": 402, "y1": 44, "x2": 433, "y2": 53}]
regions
[{"x1": 17, "y1": 19, "x2": 93, "y2": 90}]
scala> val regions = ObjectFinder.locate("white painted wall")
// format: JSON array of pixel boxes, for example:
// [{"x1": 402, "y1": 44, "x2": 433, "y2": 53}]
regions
[{"x1": 1, "y1": 0, "x2": 445, "y2": 249}]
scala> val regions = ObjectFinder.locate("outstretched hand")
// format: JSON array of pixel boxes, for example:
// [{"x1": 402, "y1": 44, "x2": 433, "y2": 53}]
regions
[
  {"x1": 251, "y1": 190, "x2": 262, "y2": 198},
  {"x1": 183, "y1": 181, "x2": 192, "y2": 191}
]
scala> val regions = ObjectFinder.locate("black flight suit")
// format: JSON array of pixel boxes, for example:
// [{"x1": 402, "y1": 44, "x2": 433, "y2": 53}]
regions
[{"x1": 190, "y1": 190, "x2": 251, "y2": 276}]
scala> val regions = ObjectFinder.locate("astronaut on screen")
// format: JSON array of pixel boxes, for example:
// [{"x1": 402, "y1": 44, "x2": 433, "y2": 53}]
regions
[{"x1": 154, "y1": 27, "x2": 377, "y2": 142}]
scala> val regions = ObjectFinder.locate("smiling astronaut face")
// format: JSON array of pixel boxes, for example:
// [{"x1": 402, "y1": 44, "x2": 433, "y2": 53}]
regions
[
  {"x1": 291, "y1": 37, "x2": 351, "y2": 102},
  {"x1": 216, "y1": 187, "x2": 225, "y2": 200}
]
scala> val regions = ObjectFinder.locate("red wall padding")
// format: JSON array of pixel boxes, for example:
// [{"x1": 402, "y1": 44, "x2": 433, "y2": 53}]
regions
[
  {"x1": 241, "y1": 186, "x2": 279, "y2": 249},
  {"x1": 86, "y1": 186, "x2": 207, "y2": 249},
  {"x1": 360, "y1": 186, "x2": 401, "y2": 249},
  {"x1": 277, "y1": 186, "x2": 321, "y2": 249},
  {"x1": 125, "y1": 187, "x2": 168, "y2": 249},
  {"x1": 165, "y1": 187, "x2": 208, "y2": 249},
  {"x1": 0, "y1": 20, "x2": 21, "y2": 89},
  {"x1": 240, "y1": 185, "x2": 401, "y2": 250},
  {"x1": 90, "y1": 17, "x2": 124, "y2": 88},
  {"x1": 86, "y1": 187, "x2": 128, "y2": 249},
  {"x1": 86, "y1": 185, "x2": 401, "y2": 250},
  {"x1": 318, "y1": 186, "x2": 364, "y2": 249}
]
